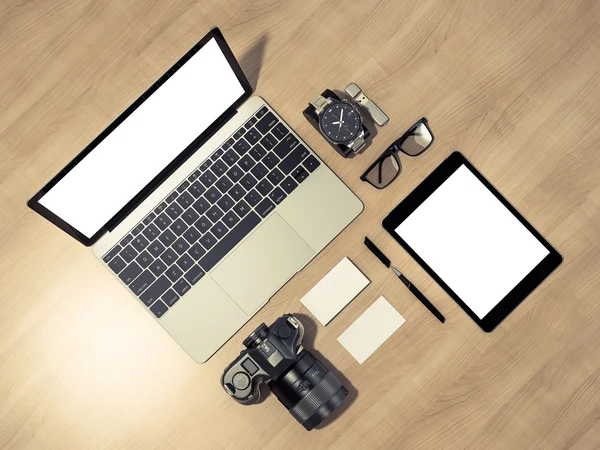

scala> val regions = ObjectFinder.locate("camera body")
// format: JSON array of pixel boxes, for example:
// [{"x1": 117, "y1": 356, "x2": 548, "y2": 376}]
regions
[{"x1": 222, "y1": 315, "x2": 348, "y2": 430}]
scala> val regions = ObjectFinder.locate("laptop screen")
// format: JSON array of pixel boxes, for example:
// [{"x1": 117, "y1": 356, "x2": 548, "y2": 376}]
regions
[{"x1": 37, "y1": 37, "x2": 246, "y2": 240}]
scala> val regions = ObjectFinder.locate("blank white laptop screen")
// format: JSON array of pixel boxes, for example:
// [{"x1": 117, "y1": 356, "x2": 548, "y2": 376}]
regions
[
  {"x1": 39, "y1": 38, "x2": 245, "y2": 238},
  {"x1": 395, "y1": 165, "x2": 549, "y2": 319}
]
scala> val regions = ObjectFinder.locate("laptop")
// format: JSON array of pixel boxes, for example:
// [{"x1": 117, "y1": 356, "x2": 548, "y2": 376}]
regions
[{"x1": 27, "y1": 28, "x2": 363, "y2": 362}]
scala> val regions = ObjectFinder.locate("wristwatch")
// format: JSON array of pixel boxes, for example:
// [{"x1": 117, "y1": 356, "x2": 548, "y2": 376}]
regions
[{"x1": 309, "y1": 95, "x2": 366, "y2": 154}]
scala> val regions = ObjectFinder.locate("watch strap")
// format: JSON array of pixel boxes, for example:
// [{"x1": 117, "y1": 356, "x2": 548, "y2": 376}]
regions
[{"x1": 309, "y1": 95, "x2": 329, "y2": 114}]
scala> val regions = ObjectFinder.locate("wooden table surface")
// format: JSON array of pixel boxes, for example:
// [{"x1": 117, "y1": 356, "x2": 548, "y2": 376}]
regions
[{"x1": 2, "y1": 0, "x2": 600, "y2": 448}]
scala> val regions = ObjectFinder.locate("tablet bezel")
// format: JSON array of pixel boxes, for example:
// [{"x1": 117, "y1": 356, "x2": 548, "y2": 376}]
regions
[{"x1": 382, "y1": 151, "x2": 562, "y2": 331}]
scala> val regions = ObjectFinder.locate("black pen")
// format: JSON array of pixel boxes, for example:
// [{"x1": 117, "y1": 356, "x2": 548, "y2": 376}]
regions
[{"x1": 364, "y1": 237, "x2": 445, "y2": 323}]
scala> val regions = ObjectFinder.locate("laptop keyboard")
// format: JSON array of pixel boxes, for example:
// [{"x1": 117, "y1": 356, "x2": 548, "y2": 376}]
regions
[{"x1": 101, "y1": 105, "x2": 321, "y2": 319}]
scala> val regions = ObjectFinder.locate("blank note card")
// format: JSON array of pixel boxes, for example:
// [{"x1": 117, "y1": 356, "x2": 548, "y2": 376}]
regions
[
  {"x1": 300, "y1": 257, "x2": 370, "y2": 326},
  {"x1": 338, "y1": 296, "x2": 405, "y2": 364}
]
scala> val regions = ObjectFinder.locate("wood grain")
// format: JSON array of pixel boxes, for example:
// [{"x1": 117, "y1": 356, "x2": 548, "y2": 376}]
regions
[{"x1": 1, "y1": 0, "x2": 600, "y2": 448}]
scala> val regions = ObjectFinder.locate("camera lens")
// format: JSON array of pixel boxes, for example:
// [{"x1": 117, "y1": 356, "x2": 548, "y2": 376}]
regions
[{"x1": 269, "y1": 350, "x2": 348, "y2": 431}]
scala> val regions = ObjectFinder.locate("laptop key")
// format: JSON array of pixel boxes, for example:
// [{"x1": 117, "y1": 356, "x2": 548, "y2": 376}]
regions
[
  {"x1": 279, "y1": 144, "x2": 309, "y2": 175},
  {"x1": 143, "y1": 213, "x2": 156, "y2": 226},
  {"x1": 199, "y1": 212, "x2": 261, "y2": 272},
  {"x1": 223, "y1": 211, "x2": 240, "y2": 228},
  {"x1": 205, "y1": 186, "x2": 222, "y2": 204},
  {"x1": 223, "y1": 149, "x2": 240, "y2": 167},
  {"x1": 166, "y1": 202, "x2": 184, "y2": 220},
  {"x1": 166, "y1": 192, "x2": 178, "y2": 203},
  {"x1": 135, "y1": 250, "x2": 153, "y2": 269},
  {"x1": 215, "y1": 176, "x2": 234, "y2": 194},
  {"x1": 272, "y1": 123, "x2": 288, "y2": 140},
  {"x1": 211, "y1": 222, "x2": 228, "y2": 239},
  {"x1": 188, "y1": 180, "x2": 205, "y2": 198},
  {"x1": 228, "y1": 184, "x2": 246, "y2": 201},
  {"x1": 303, "y1": 155, "x2": 321, "y2": 172},
  {"x1": 244, "y1": 128, "x2": 261, "y2": 145},
  {"x1": 200, "y1": 160, "x2": 212, "y2": 172},
  {"x1": 132, "y1": 223, "x2": 144, "y2": 236},
  {"x1": 211, "y1": 148, "x2": 224, "y2": 162},
  {"x1": 281, "y1": 177, "x2": 298, "y2": 194},
  {"x1": 183, "y1": 226, "x2": 201, "y2": 244},
  {"x1": 181, "y1": 208, "x2": 200, "y2": 226},
  {"x1": 273, "y1": 138, "x2": 296, "y2": 159},
  {"x1": 158, "y1": 229, "x2": 176, "y2": 247},
  {"x1": 207, "y1": 205, "x2": 224, "y2": 222},
  {"x1": 239, "y1": 155, "x2": 255, "y2": 172},
  {"x1": 103, "y1": 245, "x2": 122, "y2": 263},
  {"x1": 177, "y1": 253, "x2": 195, "y2": 271},
  {"x1": 233, "y1": 138, "x2": 251, "y2": 156},
  {"x1": 233, "y1": 200, "x2": 251, "y2": 218},
  {"x1": 256, "y1": 112, "x2": 278, "y2": 135},
  {"x1": 227, "y1": 165, "x2": 244, "y2": 183},
  {"x1": 192, "y1": 197, "x2": 210, "y2": 215},
  {"x1": 162, "y1": 289, "x2": 180, "y2": 307},
  {"x1": 194, "y1": 216, "x2": 212, "y2": 234},
  {"x1": 170, "y1": 218, "x2": 188, "y2": 236},
  {"x1": 173, "y1": 279, "x2": 192, "y2": 297},
  {"x1": 184, "y1": 265, "x2": 205, "y2": 285},
  {"x1": 154, "y1": 202, "x2": 168, "y2": 215},
  {"x1": 223, "y1": 137, "x2": 235, "y2": 150},
  {"x1": 188, "y1": 170, "x2": 201, "y2": 182},
  {"x1": 165, "y1": 265, "x2": 183, "y2": 282},
  {"x1": 132, "y1": 235, "x2": 149, "y2": 251},
  {"x1": 199, "y1": 232, "x2": 218, "y2": 250},
  {"x1": 108, "y1": 255, "x2": 126, "y2": 274},
  {"x1": 119, "y1": 262, "x2": 143, "y2": 285},
  {"x1": 120, "y1": 245, "x2": 137, "y2": 263},
  {"x1": 154, "y1": 213, "x2": 172, "y2": 230},
  {"x1": 120, "y1": 234, "x2": 133, "y2": 247},
  {"x1": 130, "y1": 270, "x2": 156, "y2": 296},
  {"x1": 141, "y1": 276, "x2": 171, "y2": 306},
  {"x1": 189, "y1": 243, "x2": 206, "y2": 260},
  {"x1": 199, "y1": 170, "x2": 217, "y2": 188},
  {"x1": 251, "y1": 162, "x2": 268, "y2": 180},
  {"x1": 173, "y1": 237, "x2": 191, "y2": 255},
  {"x1": 142, "y1": 223, "x2": 160, "y2": 241},
  {"x1": 256, "y1": 106, "x2": 268, "y2": 118},
  {"x1": 211, "y1": 159, "x2": 228, "y2": 177},
  {"x1": 256, "y1": 179, "x2": 274, "y2": 196},
  {"x1": 244, "y1": 116, "x2": 257, "y2": 130},
  {"x1": 244, "y1": 189, "x2": 261, "y2": 207},
  {"x1": 260, "y1": 133, "x2": 277, "y2": 150},
  {"x1": 233, "y1": 128, "x2": 245, "y2": 140},
  {"x1": 267, "y1": 167, "x2": 285, "y2": 186},
  {"x1": 176, "y1": 191, "x2": 194, "y2": 209},
  {"x1": 263, "y1": 152, "x2": 280, "y2": 169},
  {"x1": 148, "y1": 258, "x2": 168, "y2": 277},
  {"x1": 150, "y1": 300, "x2": 169, "y2": 318},
  {"x1": 161, "y1": 248, "x2": 178, "y2": 265},
  {"x1": 269, "y1": 187, "x2": 287, "y2": 204},
  {"x1": 217, "y1": 194, "x2": 235, "y2": 212},
  {"x1": 250, "y1": 143, "x2": 267, "y2": 162},
  {"x1": 292, "y1": 166, "x2": 309, "y2": 183},
  {"x1": 240, "y1": 173, "x2": 258, "y2": 190},
  {"x1": 148, "y1": 240, "x2": 166, "y2": 258},
  {"x1": 177, "y1": 181, "x2": 190, "y2": 193},
  {"x1": 256, "y1": 198, "x2": 275, "y2": 218}
]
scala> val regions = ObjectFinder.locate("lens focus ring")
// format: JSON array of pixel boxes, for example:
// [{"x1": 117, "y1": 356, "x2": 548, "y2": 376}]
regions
[{"x1": 288, "y1": 371, "x2": 342, "y2": 424}]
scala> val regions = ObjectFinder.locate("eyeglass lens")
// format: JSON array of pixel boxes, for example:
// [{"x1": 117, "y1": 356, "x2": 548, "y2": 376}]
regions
[
  {"x1": 399, "y1": 123, "x2": 433, "y2": 156},
  {"x1": 364, "y1": 154, "x2": 400, "y2": 188}
]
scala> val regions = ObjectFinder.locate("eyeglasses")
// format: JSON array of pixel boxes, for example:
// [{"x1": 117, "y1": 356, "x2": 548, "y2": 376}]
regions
[{"x1": 360, "y1": 117, "x2": 434, "y2": 189}]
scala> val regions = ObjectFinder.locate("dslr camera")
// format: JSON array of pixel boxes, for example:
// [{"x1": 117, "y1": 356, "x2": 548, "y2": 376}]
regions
[{"x1": 221, "y1": 314, "x2": 348, "y2": 430}]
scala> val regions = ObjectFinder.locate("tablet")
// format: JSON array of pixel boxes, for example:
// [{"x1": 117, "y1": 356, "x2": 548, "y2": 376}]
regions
[{"x1": 382, "y1": 152, "x2": 562, "y2": 331}]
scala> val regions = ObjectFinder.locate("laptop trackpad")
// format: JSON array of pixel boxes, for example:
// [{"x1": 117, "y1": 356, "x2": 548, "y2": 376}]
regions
[{"x1": 211, "y1": 213, "x2": 314, "y2": 315}]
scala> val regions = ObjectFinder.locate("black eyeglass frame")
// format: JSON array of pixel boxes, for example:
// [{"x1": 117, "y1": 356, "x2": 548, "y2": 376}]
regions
[{"x1": 360, "y1": 117, "x2": 434, "y2": 189}]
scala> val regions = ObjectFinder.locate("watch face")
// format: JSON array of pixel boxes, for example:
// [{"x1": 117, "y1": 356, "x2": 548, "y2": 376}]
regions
[{"x1": 320, "y1": 102, "x2": 362, "y2": 143}]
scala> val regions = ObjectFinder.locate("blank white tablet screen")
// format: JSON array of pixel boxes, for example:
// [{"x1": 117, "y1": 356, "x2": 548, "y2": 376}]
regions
[{"x1": 395, "y1": 165, "x2": 549, "y2": 319}]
